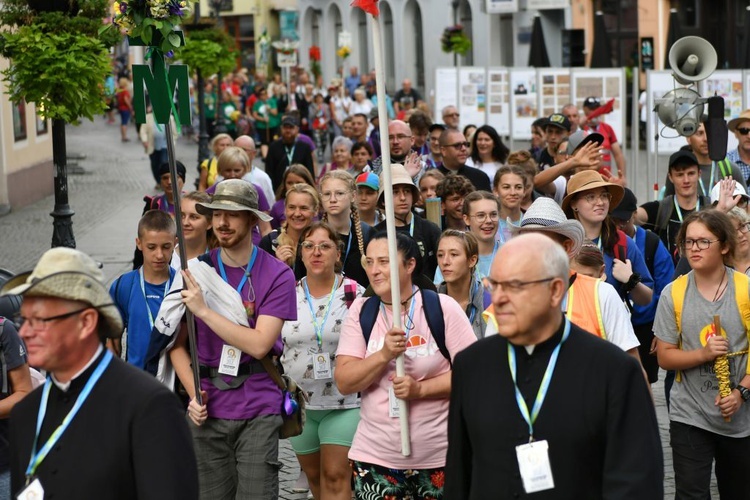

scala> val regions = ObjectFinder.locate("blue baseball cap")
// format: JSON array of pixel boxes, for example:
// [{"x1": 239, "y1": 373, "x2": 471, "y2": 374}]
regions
[{"x1": 356, "y1": 172, "x2": 379, "y2": 191}]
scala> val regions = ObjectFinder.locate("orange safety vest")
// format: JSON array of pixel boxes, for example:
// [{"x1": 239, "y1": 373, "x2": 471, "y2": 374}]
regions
[
  {"x1": 481, "y1": 272, "x2": 606, "y2": 338},
  {"x1": 565, "y1": 273, "x2": 606, "y2": 339}
]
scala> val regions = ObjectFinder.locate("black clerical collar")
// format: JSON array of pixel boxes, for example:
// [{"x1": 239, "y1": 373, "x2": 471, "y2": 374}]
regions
[{"x1": 515, "y1": 317, "x2": 565, "y2": 357}]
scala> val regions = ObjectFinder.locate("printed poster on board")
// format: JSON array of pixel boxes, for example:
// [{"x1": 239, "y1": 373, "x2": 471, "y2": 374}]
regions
[
  {"x1": 487, "y1": 68, "x2": 510, "y2": 136},
  {"x1": 459, "y1": 67, "x2": 487, "y2": 129},
  {"x1": 571, "y1": 68, "x2": 625, "y2": 151},
  {"x1": 509, "y1": 68, "x2": 538, "y2": 140},
  {"x1": 537, "y1": 69, "x2": 572, "y2": 117}
]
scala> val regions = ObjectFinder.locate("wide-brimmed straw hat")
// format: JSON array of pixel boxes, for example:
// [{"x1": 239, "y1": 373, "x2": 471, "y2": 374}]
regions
[
  {"x1": 728, "y1": 109, "x2": 750, "y2": 133},
  {"x1": 377, "y1": 164, "x2": 419, "y2": 203},
  {"x1": 0, "y1": 248, "x2": 123, "y2": 338},
  {"x1": 562, "y1": 170, "x2": 624, "y2": 218},
  {"x1": 509, "y1": 197, "x2": 585, "y2": 258},
  {"x1": 196, "y1": 179, "x2": 272, "y2": 222}
]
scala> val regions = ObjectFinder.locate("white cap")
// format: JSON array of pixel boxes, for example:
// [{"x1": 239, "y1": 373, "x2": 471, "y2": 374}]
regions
[{"x1": 710, "y1": 181, "x2": 749, "y2": 204}]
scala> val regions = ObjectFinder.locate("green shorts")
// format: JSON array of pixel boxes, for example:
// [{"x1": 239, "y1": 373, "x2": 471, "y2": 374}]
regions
[{"x1": 289, "y1": 408, "x2": 361, "y2": 455}]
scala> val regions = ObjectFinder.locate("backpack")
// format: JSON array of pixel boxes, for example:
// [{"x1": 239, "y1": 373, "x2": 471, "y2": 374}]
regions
[
  {"x1": 670, "y1": 271, "x2": 750, "y2": 382},
  {"x1": 613, "y1": 229, "x2": 628, "y2": 261},
  {"x1": 643, "y1": 229, "x2": 661, "y2": 277},
  {"x1": 359, "y1": 288, "x2": 451, "y2": 366}
]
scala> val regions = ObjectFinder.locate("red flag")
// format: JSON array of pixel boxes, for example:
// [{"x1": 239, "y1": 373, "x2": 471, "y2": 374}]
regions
[
  {"x1": 351, "y1": 0, "x2": 379, "y2": 17},
  {"x1": 585, "y1": 98, "x2": 615, "y2": 120}
]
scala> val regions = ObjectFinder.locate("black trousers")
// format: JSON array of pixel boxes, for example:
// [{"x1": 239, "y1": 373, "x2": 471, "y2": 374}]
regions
[{"x1": 670, "y1": 421, "x2": 750, "y2": 499}]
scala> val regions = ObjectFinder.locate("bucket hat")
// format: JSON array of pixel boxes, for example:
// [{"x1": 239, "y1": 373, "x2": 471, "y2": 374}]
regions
[
  {"x1": 377, "y1": 164, "x2": 419, "y2": 203},
  {"x1": 710, "y1": 181, "x2": 749, "y2": 204},
  {"x1": 0, "y1": 248, "x2": 123, "y2": 338},
  {"x1": 196, "y1": 179, "x2": 272, "y2": 222},
  {"x1": 509, "y1": 197, "x2": 585, "y2": 258},
  {"x1": 562, "y1": 170, "x2": 624, "y2": 217}
]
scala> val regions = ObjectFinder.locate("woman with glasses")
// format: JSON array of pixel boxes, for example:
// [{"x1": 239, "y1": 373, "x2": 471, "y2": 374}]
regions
[
  {"x1": 436, "y1": 230, "x2": 492, "y2": 339},
  {"x1": 466, "y1": 125, "x2": 510, "y2": 181},
  {"x1": 461, "y1": 191, "x2": 501, "y2": 279},
  {"x1": 335, "y1": 232, "x2": 477, "y2": 499},
  {"x1": 563, "y1": 171, "x2": 654, "y2": 306},
  {"x1": 654, "y1": 209, "x2": 750, "y2": 498},
  {"x1": 260, "y1": 183, "x2": 320, "y2": 268},
  {"x1": 300, "y1": 170, "x2": 372, "y2": 287},
  {"x1": 281, "y1": 222, "x2": 365, "y2": 500},
  {"x1": 493, "y1": 165, "x2": 526, "y2": 244}
]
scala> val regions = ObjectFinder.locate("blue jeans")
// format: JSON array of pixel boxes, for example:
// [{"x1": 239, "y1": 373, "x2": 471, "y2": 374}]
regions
[
  {"x1": 189, "y1": 414, "x2": 282, "y2": 500},
  {"x1": 0, "y1": 469, "x2": 9, "y2": 500}
]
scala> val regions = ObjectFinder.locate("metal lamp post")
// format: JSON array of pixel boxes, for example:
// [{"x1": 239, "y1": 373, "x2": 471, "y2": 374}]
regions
[
  {"x1": 210, "y1": 0, "x2": 228, "y2": 135},
  {"x1": 451, "y1": 0, "x2": 459, "y2": 66},
  {"x1": 190, "y1": 3, "x2": 211, "y2": 163}
]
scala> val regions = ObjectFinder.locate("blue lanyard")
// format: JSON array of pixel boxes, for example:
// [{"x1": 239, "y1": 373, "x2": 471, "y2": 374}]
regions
[
  {"x1": 343, "y1": 220, "x2": 353, "y2": 265},
  {"x1": 408, "y1": 214, "x2": 415, "y2": 237},
  {"x1": 381, "y1": 285, "x2": 418, "y2": 334},
  {"x1": 468, "y1": 279, "x2": 480, "y2": 324},
  {"x1": 217, "y1": 246, "x2": 258, "y2": 293},
  {"x1": 673, "y1": 196, "x2": 699, "y2": 223},
  {"x1": 26, "y1": 350, "x2": 113, "y2": 479},
  {"x1": 507, "y1": 319, "x2": 570, "y2": 442},
  {"x1": 303, "y1": 276, "x2": 339, "y2": 350},
  {"x1": 139, "y1": 268, "x2": 172, "y2": 331},
  {"x1": 285, "y1": 144, "x2": 296, "y2": 165},
  {"x1": 698, "y1": 163, "x2": 715, "y2": 198}
]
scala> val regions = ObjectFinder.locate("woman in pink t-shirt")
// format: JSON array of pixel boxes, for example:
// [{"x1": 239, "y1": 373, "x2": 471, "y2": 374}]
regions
[{"x1": 335, "y1": 232, "x2": 477, "y2": 499}]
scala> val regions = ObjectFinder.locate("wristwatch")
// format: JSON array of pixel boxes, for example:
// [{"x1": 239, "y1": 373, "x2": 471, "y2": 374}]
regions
[
  {"x1": 736, "y1": 385, "x2": 750, "y2": 403},
  {"x1": 623, "y1": 272, "x2": 641, "y2": 293}
]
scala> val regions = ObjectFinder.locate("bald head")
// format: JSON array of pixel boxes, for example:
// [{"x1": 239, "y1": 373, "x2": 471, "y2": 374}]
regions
[
  {"x1": 388, "y1": 120, "x2": 414, "y2": 158},
  {"x1": 235, "y1": 135, "x2": 257, "y2": 165}
]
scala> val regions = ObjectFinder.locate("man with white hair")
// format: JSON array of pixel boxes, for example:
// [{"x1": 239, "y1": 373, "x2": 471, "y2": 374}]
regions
[
  {"x1": 2, "y1": 248, "x2": 197, "y2": 499},
  {"x1": 441, "y1": 105, "x2": 460, "y2": 130},
  {"x1": 445, "y1": 233, "x2": 662, "y2": 498}
]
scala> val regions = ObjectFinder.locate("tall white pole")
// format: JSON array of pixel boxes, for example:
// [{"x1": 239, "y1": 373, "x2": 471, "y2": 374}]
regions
[{"x1": 371, "y1": 14, "x2": 411, "y2": 457}]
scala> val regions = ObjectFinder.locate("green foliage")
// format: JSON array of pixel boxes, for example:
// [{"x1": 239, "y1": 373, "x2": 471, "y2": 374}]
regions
[
  {"x1": 0, "y1": 23, "x2": 111, "y2": 122},
  {"x1": 176, "y1": 28, "x2": 237, "y2": 77}
]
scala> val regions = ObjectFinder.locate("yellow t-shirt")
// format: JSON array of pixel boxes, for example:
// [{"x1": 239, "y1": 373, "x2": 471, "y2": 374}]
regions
[{"x1": 201, "y1": 157, "x2": 219, "y2": 187}]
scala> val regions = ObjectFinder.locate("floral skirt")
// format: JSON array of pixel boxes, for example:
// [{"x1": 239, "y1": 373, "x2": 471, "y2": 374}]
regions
[{"x1": 350, "y1": 459, "x2": 444, "y2": 500}]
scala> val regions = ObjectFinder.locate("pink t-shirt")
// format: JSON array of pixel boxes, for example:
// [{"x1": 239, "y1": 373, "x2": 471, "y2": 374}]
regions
[{"x1": 336, "y1": 292, "x2": 477, "y2": 469}]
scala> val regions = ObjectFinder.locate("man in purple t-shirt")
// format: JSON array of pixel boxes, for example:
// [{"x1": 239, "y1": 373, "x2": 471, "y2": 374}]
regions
[{"x1": 172, "y1": 179, "x2": 297, "y2": 499}]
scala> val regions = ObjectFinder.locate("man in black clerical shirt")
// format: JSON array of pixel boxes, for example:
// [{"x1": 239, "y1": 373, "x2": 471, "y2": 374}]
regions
[
  {"x1": 265, "y1": 114, "x2": 315, "y2": 191},
  {"x1": 2, "y1": 248, "x2": 198, "y2": 499},
  {"x1": 437, "y1": 128, "x2": 492, "y2": 192},
  {"x1": 445, "y1": 234, "x2": 662, "y2": 499}
]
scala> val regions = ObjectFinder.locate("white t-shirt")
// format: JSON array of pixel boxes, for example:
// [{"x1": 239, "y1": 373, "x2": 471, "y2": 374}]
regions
[{"x1": 465, "y1": 158, "x2": 502, "y2": 183}]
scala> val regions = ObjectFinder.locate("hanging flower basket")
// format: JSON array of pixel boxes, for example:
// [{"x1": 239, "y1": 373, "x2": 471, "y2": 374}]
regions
[
  {"x1": 309, "y1": 45, "x2": 321, "y2": 79},
  {"x1": 337, "y1": 45, "x2": 351, "y2": 59},
  {"x1": 441, "y1": 24, "x2": 471, "y2": 55},
  {"x1": 105, "y1": 0, "x2": 193, "y2": 55}
]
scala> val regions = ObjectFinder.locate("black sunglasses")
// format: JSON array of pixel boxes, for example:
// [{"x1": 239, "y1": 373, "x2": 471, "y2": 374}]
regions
[{"x1": 737, "y1": 127, "x2": 750, "y2": 136}]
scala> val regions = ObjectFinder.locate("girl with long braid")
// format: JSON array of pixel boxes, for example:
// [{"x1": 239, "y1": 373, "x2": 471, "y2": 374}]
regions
[{"x1": 305, "y1": 170, "x2": 373, "y2": 287}]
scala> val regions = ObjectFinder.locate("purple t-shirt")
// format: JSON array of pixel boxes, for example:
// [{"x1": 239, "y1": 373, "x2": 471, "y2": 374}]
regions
[
  {"x1": 206, "y1": 180, "x2": 270, "y2": 246},
  {"x1": 196, "y1": 247, "x2": 297, "y2": 419},
  {"x1": 296, "y1": 134, "x2": 316, "y2": 151},
  {"x1": 270, "y1": 199, "x2": 286, "y2": 230}
]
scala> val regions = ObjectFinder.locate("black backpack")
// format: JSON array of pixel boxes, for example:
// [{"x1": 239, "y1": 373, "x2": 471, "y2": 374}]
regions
[{"x1": 359, "y1": 289, "x2": 451, "y2": 366}]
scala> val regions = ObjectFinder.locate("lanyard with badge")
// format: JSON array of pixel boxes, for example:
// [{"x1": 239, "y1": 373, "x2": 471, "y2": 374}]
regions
[
  {"x1": 342, "y1": 220, "x2": 353, "y2": 265},
  {"x1": 303, "y1": 276, "x2": 339, "y2": 380},
  {"x1": 673, "y1": 196, "x2": 699, "y2": 223},
  {"x1": 215, "y1": 246, "x2": 258, "y2": 377},
  {"x1": 285, "y1": 144, "x2": 296, "y2": 166},
  {"x1": 508, "y1": 319, "x2": 571, "y2": 494},
  {"x1": 19, "y1": 350, "x2": 114, "y2": 499},
  {"x1": 385, "y1": 286, "x2": 418, "y2": 418},
  {"x1": 139, "y1": 267, "x2": 172, "y2": 331}
]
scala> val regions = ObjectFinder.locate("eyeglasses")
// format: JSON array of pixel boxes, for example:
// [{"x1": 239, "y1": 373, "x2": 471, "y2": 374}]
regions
[
  {"x1": 444, "y1": 113, "x2": 460, "y2": 118},
  {"x1": 388, "y1": 134, "x2": 412, "y2": 141},
  {"x1": 300, "y1": 241, "x2": 337, "y2": 252},
  {"x1": 483, "y1": 277, "x2": 555, "y2": 294},
  {"x1": 469, "y1": 212, "x2": 500, "y2": 222},
  {"x1": 738, "y1": 223, "x2": 750, "y2": 234},
  {"x1": 739, "y1": 198, "x2": 750, "y2": 209},
  {"x1": 15, "y1": 307, "x2": 90, "y2": 331},
  {"x1": 737, "y1": 127, "x2": 750, "y2": 136},
  {"x1": 682, "y1": 238, "x2": 720, "y2": 250},
  {"x1": 320, "y1": 190, "x2": 350, "y2": 200},
  {"x1": 581, "y1": 192, "x2": 612, "y2": 204},
  {"x1": 444, "y1": 141, "x2": 471, "y2": 150}
]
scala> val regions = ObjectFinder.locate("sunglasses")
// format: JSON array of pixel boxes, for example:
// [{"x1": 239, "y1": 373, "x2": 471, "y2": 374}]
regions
[
  {"x1": 737, "y1": 127, "x2": 750, "y2": 136},
  {"x1": 444, "y1": 141, "x2": 470, "y2": 149}
]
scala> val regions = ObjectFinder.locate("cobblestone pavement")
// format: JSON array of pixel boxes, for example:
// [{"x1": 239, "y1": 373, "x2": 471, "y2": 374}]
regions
[{"x1": 0, "y1": 119, "x2": 718, "y2": 498}]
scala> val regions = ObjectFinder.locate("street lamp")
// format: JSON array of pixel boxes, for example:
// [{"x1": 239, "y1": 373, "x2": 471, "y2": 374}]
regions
[
  {"x1": 191, "y1": 2, "x2": 211, "y2": 164},
  {"x1": 210, "y1": 0, "x2": 228, "y2": 135},
  {"x1": 451, "y1": 0, "x2": 459, "y2": 66}
]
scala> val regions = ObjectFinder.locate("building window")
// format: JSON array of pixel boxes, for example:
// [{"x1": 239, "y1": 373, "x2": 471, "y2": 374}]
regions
[
  {"x1": 36, "y1": 114, "x2": 48, "y2": 135},
  {"x1": 13, "y1": 100, "x2": 26, "y2": 141}
]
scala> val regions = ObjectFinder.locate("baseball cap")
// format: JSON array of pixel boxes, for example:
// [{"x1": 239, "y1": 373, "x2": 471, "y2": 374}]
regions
[
  {"x1": 356, "y1": 172, "x2": 379, "y2": 192},
  {"x1": 668, "y1": 150, "x2": 699, "y2": 170},
  {"x1": 583, "y1": 97, "x2": 601, "y2": 109},
  {"x1": 157, "y1": 161, "x2": 187, "y2": 181},
  {"x1": 281, "y1": 114, "x2": 299, "y2": 127},
  {"x1": 545, "y1": 113, "x2": 571, "y2": 132},
  {"x1": 611, "y1": 188, "x2": 638, "y2": 220}
]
